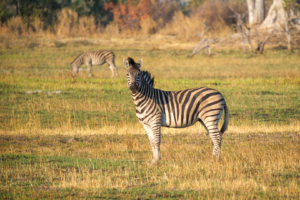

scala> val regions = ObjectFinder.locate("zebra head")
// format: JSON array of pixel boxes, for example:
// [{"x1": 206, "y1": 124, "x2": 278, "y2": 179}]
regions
[
  {"x1": 70, "y1": 63, "x2": 78, "y2": 77},
  {"x1": 123, "y1": 57, "x2": 143, "y2": 93}
]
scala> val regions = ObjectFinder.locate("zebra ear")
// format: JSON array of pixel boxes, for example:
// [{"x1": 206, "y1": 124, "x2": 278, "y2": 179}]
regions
[
  {"x1": 123, "y1": 58, "x2": 129, "y2": 69},
  {"x1": 137, "y1": 59, "x2": 143, "y2": 68}
]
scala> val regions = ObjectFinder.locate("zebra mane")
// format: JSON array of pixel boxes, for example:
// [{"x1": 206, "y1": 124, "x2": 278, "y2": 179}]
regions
[
  {"x1": 142, "y1": 71, "x2": 155, "y2": 88},
  {"x1": 71, "y1": 53, "x2": 84, "y2": 66}
]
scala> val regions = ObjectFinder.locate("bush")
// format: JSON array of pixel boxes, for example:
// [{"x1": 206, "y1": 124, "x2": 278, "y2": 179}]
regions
[
  {"x1": 78, "y1": 16, "x2": 96, "y2": 36},
  {"x1": 140, "y1": 17, "x2": 157, "y2": 35},
  {"x1": 104, "y1": 22, "x2": 119, "y2": 36},
  {"x1": 160, "y1": 0, "x2": 248, "y2": 39},
  {"x1": 5, "y1": 16, "x2": 26, "y2": 36},
  {"x1": 55, "y1": 8, "x2": 78, "y2": 36}
]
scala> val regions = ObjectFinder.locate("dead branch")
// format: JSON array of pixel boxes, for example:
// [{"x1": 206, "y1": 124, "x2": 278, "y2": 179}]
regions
[
  {"x1": 229, "y1": 6, "x2": 253, "y2": 53},
  {"x1": 256, "y1": 29, "x2": 274, "y2": 53},
  {"x1": 187, "y1": 38, "x2": 211, "y2": 58},
  {"x1": 239, "y1": 25, "x2": 246, "y2": 53},
  {"x1": 285, "y1": 14, "x2": 292, "y2": 52},
  {"x1": 243, "y1": 27, "x2": 253, "y2": 52}
]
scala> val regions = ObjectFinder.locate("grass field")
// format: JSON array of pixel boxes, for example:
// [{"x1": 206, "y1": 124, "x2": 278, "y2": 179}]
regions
[{"x1": 0, "y1": 37, "x2": 300, "y2": 199}]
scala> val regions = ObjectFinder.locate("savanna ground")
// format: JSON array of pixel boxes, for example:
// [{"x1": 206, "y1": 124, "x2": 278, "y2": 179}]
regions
[{"x1": 0, "y1": 36, "x2": 300, "y2": 199}]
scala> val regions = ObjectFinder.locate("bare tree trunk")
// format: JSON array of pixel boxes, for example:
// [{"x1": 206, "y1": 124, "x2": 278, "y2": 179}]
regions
[
  {"x1": 15, "y1": 0, "x2": 20, "y2": 16},
  {"x1": 98, "y1": 20, "x2": 101, "y2": 33},
  {"x1": 260, "y1": 0, "x2": 294, "y2": 52},
  {"x1": 205, "y1": 40, "x2": 211, "y2": 55},
  {"x1": 285, "y1": 12, "x2": 292, "y2": 52},
  {"x1": 260, "y1": 0, "x2": 287, "y2": 30},
  {"x1": 247, "y1": 0, "x2": 265, "y2": 27},
  {"x1": 243, "y1": 27, "x2": 253, "y2": 52},
  {"x1": 240, "y1": 25, "x2": 246, "y2": 53}
]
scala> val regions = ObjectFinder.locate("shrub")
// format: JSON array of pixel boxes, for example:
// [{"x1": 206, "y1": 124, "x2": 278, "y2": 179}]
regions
[
  {"x1": 78, "y1": 16, "x2": 96, "y2": 36},
  {"x1": 104, "y1": 22, "x2": 119, "y2": 36},
  {"x1": 55, "y1": 8, "x2": 78, "y2": 36},
  {"x1": 5, "y1": 16, "x2": 26, "y2": 36},
  {"x1": 140, "y1": 17, "x2": 157, "y2": 35}
]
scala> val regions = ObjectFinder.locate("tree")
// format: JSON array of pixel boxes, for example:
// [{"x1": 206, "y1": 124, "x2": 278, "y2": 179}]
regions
[
  {"x1": 70, "y1": 0, "x2": 116, "y2": 33},
  {"x1": 40, "y1": 0, "x2": 62, "y2": 29},
  {"x1": 260, "y1": 0, "x2": 300, "y2": 51},
  {"x1": 246, "y1": 0, "x2": 265, "y2": 27},
  {"x1": 71, "y1": 0, "x2": 93, "y2": 16},
  {"x1": 90, "y1": 0, "x2": 116, "y2": 33},
  {"x1": 0, "y1": 0, "x2": 14, "y2": 24},
  {"x1": 260, "y1": 0, "x2": 287, "y2": 29},
  {"x1": 18, "y1": 0, "x2": 44, "y2": 34},
  {"x1": 104, "y1": 0, "x2": 152, "y2": 31}
]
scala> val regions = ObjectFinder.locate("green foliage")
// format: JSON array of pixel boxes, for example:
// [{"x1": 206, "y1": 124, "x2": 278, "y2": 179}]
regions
[
  {"x1": 1, "y1": 0, "x2": 116, "y2": 32},
  {"x1": 283, "y1": 0, "x2": 300, "y2": 10},
  {"x1": 90, "y1": 0, "x2": 116, "y2": 27},
  {"x1": 71, "y1": 0, "x2": 94, "y2": 16},
  {"x1": 0, "y1": 0, "x2": 13, "y2": 23},
  {"x1": 19, "y1": 0, "x2": 43, "y2": 24}
]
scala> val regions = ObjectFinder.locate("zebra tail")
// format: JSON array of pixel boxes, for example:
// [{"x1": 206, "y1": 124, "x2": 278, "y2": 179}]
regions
[{"x1": 220, "y1": 103, "x2": 229, "y2": 135}]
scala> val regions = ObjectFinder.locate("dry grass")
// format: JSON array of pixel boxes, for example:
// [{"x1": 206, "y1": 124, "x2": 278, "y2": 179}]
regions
[{"x1": 0, "y1": 132, "x2": 299, "y2": 198}]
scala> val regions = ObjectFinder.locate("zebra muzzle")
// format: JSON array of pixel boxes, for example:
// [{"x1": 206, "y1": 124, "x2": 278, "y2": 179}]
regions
[
  {"x1": 71, "y1": 71, "x2": 77, "y2": 77},
  {"x1": 130, "y1": 82, "x2": 137, "y2": 92}
]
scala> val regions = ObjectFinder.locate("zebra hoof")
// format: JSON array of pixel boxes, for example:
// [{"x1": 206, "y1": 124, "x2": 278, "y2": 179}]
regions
[
  {"x1": 151, "y1": 159, "x2": 160, "y2": 166},
  {"x1": 211, "y1": 155, "x2": 221, "y2": 162}
]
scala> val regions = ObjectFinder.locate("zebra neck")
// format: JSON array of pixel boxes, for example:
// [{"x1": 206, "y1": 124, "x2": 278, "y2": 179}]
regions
[
  {"x1": 131, "y1": 80, "x2": 154, "y2": 105},
  {"x1": 71, "y1": 53, "x2": 84, "y2": 67},
  {"x1": 78, "y1": 54, "x2": 84, "y2": 65}
]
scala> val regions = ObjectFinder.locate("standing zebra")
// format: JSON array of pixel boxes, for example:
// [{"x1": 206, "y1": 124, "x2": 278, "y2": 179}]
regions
[
  {"x1": 123, "y1": 57, "x2": 229, "y2": 165},
  {"x1": 70, "y1": 50, "x2": 118, "y2": 78}
]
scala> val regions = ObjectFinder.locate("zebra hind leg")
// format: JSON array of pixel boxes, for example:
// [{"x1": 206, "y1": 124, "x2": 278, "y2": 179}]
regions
[
  {"x1": 108, "y1": 64, "x2": 115, "y2": 78},
  {"x1": 114, "y1": 65, "x2": 119, "y2": 77},
  {"x1": 207, "y1": 124, "x2": 222, "y2": 160}
]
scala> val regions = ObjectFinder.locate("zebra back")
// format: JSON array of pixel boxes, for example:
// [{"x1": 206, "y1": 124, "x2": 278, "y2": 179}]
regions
[{"x1": 88, "y1": 51, "x2": 115, "y2": 65}]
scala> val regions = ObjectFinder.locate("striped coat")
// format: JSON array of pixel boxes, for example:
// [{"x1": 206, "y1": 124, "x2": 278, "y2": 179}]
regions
[
  {"x1": 123, "y1": 57, "x2": 229, "y2": 165},
  {"x1": 70, "y1": 50, "x2": 118, "y2": 78}
]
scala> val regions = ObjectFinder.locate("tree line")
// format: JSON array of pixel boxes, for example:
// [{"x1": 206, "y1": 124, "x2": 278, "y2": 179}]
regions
[
  {"x1": 0, "y1": 0, "x2": 117, "y2": 33},
  {"x1": 0, "y1": 0, "x2": 299, "y2": 38},
  {"x1": 0, "y1": 0, "x2": 199, "y2": 35}
]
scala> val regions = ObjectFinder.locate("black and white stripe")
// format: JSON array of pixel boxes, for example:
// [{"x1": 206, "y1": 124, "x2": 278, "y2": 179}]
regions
[
  {"x1": 70, "y1": 50, "x2": 118, "y2": 77},
  {"x1": 123, "y1": 57, "x2": 229, "y2": 165}
]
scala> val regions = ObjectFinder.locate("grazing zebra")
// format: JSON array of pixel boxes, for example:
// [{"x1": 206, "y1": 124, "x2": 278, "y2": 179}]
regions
[
  {"x1": 123, "y1": 57, "x2": 229, "y2": 165},
  {"x1": 70, "y1": 50, "x2": 118, "y2": 78}
]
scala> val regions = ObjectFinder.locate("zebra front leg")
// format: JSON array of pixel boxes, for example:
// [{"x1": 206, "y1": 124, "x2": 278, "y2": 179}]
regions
[
  {"x1": 143, "y1": 123, "x2": 161, "y2": 165},
  {"x1": 87, "y1": 64, "x2": 94, "y2": 78},
  {"x1": 207, "y1": 124, "x2": 222, "y2": 160}
]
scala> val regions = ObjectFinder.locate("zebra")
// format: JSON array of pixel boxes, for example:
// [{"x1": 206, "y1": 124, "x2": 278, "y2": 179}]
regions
[
  {"x1": 70, "y1": 50, "x2": 118, "y2": 78},
  {"x1": 123, "y1": 57, "x2": 229, "y2": 165}
]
